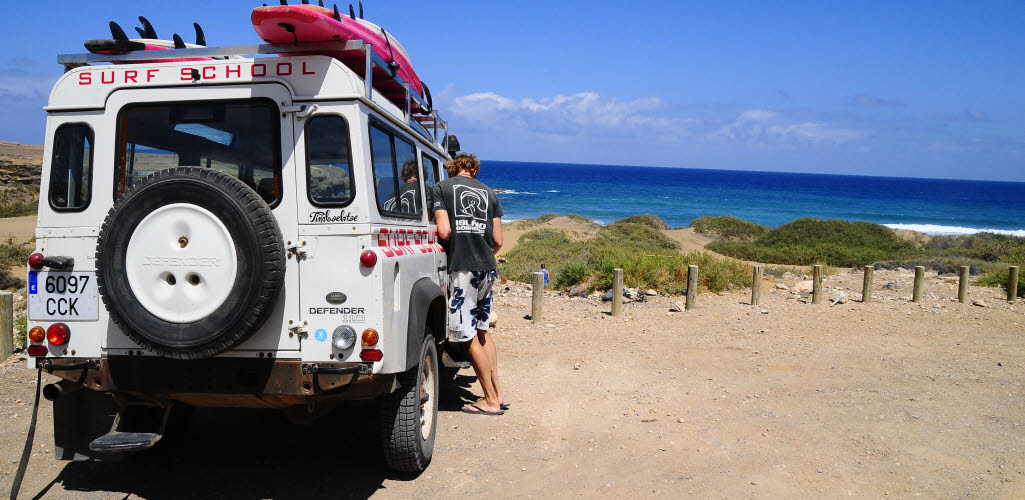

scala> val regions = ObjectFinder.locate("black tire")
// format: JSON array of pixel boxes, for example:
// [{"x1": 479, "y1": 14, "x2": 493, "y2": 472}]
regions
[
  {"x1": 380, "y1": 328, "x2": 438, "y2": 472},
  {"x1": 96, "y1": 167, "x2": 285, "y2": 359}
]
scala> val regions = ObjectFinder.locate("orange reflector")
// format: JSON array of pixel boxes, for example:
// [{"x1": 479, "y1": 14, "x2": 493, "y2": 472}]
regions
[
  {"x1": 361, "y1": 329, "x2": 379, "y2": 346},
  {"x1": 28, "y1": 326, "x2": 45, "y2": 343},
  {"x1": 360, "y1": 349, "x2": 382, "y2": 362},
  {"x1": 27, "y1": 345, "x2": 47, "y2": 357},
  {"x1": 46, "y1": 323, "x2": 69, "y2": 346}
]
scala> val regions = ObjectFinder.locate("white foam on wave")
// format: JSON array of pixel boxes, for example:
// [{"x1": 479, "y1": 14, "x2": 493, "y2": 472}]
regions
[
  {"x1": 546, "y1": 190, "x2": 560, "y2": 193},
  {"x1": 884, "y1": 223, "x2": 1025, "y2": 237},
  {"x1": 497, "y1": 189, "x2": 539, "y2": 195}
]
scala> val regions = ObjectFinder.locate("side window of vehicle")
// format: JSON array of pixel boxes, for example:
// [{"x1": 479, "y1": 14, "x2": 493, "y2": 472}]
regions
[
  {"x1": 305, "y1": 115, "x2": 355, "y2": 206},
  {"x1": 49, "y1": 123, "x2": 94, "y2": 211},
  {"x1": 421, "y1": 154, "x2": 439, "y2": 222},
  {"x1": 369, "y1": 123, "x2": 423, "y2": 219}
]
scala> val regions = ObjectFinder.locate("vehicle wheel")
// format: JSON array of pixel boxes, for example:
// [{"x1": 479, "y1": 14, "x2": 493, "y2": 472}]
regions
[
  {"x1": 380, "y1": 327, "x2": 438, "y2": 472},
  {"x1": 95, "y1": 167, "x2": 285, "y2": 359}
]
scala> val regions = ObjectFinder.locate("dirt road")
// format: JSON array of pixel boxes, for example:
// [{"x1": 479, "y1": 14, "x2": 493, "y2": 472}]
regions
[{"x1": 2, "y1": 268, "x2": 1024, "y2": 498}]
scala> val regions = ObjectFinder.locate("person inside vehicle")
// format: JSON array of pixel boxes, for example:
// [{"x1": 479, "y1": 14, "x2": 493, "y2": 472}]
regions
[
  {"x1": 431, "y1": 153, "x2": 507, "y2": 415},
  {"x1": 383, "y1": 159, "x2": 423, "y2": 215}
]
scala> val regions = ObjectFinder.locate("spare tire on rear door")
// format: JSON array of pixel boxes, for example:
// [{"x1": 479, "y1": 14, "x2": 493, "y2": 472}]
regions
[{"x1": 96, "y1": 167, "x2": 285, "y2": 359}]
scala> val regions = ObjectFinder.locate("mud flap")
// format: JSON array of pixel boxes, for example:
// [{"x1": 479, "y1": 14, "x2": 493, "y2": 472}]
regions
[{"x1": 53, "y1": 386, "x2": 118, "y2": 461}]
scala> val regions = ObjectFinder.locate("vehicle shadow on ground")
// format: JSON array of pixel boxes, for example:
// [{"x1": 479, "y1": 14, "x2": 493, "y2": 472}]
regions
[
  {"x1": 31, "y1": 401, "x2": 412, "y2": 500},
  {"x1": 29, "y1": 377, "x2": 482, "y2": 499}
]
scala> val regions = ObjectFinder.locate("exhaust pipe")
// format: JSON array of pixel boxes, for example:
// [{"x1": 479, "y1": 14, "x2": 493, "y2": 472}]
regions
[{"x1": 42, "y1": 383, "x2": 63, "y2": 401}]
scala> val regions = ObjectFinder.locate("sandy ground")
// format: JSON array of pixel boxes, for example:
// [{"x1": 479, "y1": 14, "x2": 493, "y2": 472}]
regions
[
  {"x1": 2, "y1": 268, "x2": 1024, "y2": 498},
  {"x1": 1, "y1": 215, "x2": 36, "y2": 242}
]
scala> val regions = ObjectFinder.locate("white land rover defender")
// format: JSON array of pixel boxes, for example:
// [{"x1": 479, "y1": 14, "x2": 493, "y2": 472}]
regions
[{"x1": 25, "y1": 41, "x2": 464, "y2": 472}]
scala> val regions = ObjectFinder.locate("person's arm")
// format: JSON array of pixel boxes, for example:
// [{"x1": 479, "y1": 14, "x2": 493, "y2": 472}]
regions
[
  {"x1": 492, "y1": 217, "x2": 503, "y2": 255},
  {"x1": 436, "y1": 209, "x2": 451, "y2": 241}
]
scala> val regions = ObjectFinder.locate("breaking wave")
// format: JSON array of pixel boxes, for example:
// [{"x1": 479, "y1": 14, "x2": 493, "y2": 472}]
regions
[{"x1": 884, "y1": 223, "x2": 1025, "y2": 237}]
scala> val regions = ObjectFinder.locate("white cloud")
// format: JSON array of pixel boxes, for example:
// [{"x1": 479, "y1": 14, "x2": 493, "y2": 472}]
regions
[
  {"x1": 0, "y1": 73, "x2": 57, "y2": 99},
  {"x1": 448, "y1": 91, "x2": 689, "y2": 140},
  {"x1": 720, "y1": 109, "x2": 869, "y2": 143}
]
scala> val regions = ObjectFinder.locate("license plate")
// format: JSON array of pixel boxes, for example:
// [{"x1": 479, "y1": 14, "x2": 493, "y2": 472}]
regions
[{"x1": 28, "y1": 271, "x2": 99, "y2": 321}]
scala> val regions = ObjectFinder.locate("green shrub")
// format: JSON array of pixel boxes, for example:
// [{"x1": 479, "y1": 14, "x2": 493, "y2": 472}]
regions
[
  {"x1": 500, "y1": 226, "x2": 748, "y2": 294},
  {"x1": 0, "y1": 184, "x2": 38, "y2": 218},
  {"x1": 555, "y1": 260, "x2": 590, "y2": 287},
  {"x1": 14, "y1": 314, "x2": 26, "y2": 348},
  {"x1": 707, "y1": 218, "x2": 922, "y2": 267},
  {"x1": 615, "y1": 214, "x2": 670, "y2": 230},
  {"x1": 690, "y1": 215, "x2": 769, "y2": 241},
  {"x1": 976, "y1": 269, "x2": 1025, "y2": 298},
  {"x1": 0, "y1": 236, "x2": 31, "y2": 271}
]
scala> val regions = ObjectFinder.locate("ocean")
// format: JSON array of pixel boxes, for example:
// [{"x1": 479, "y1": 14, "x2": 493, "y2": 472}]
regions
[{"x1": 476, "y1": 161, "x2": 1025, "y2": 236}]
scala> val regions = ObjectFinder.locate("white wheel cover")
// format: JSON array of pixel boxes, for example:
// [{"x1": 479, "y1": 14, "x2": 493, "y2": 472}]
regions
[{"x1": 125, "y1": 203, "x2": 239, "y2": 323}]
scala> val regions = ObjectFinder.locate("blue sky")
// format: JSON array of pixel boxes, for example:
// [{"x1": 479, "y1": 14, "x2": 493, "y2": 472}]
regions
[{"x1": 1, "y1": 1, "x2": 1023, "y2": 181}]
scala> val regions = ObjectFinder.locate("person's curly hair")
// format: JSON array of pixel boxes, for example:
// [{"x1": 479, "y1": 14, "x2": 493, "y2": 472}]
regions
[
  {"x1": 445, "y1": 153, "x2": 479, "y2": 177},
  {"x1": 400, "y1": 159, "x2": 418, "y2": 182}
]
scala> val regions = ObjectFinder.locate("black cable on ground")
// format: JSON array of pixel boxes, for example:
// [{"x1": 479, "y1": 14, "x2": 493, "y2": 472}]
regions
[{"x1": 9, "y1": 367, "x2": 42, "y2": 500}]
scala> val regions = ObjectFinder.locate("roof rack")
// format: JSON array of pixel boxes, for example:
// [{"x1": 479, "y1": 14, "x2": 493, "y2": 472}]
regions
[{"x1": 57, "y1": 40, "x2": 451, "y2": 149}]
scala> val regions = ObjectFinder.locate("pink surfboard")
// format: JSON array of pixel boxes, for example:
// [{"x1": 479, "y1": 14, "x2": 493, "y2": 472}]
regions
[{"x1": 251, "y1": 4, "x2": 426, "y2": 105}]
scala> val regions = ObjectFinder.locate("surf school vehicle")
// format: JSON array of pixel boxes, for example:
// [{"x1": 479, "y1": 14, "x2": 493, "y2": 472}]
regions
[
  {"x1": 28, "y1": 32, "x2": 461, "y2": 473},
  {"x1": 251, "y1": 3, "x2": 430, "y2": 109}
]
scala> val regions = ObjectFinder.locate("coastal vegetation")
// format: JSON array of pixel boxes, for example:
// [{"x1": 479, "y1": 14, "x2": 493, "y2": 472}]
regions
[
  {"x1": 690, "y1": 215, "x2": 769, "y2": 241},
  {"x1": 499, "y1": 217, "x2": 750, "y2": 293},
  {"x1": 706, "y1": 218, "x2": 921, "y2": 267}
]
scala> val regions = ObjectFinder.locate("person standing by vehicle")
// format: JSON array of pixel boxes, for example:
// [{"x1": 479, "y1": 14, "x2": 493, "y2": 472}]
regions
[{"x1": 432, "y1": 153, "x2": 507, "y2": 415}]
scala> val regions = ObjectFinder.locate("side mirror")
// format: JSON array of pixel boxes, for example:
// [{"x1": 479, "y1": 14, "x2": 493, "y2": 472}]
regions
[{"x1": 446, "y1": 134, "x2": 460, "y2": 157}]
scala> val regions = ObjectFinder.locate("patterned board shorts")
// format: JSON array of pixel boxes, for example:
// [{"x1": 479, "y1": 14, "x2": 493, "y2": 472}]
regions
[{"x1": 447, "y1": 269, "x2": 498, "y2": 342}]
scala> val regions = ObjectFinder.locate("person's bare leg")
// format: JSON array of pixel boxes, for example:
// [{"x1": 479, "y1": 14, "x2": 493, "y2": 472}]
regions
[
  {"x1": 466, "y1": 334, "x2": 501, "y2": 412},
  {"x1": 480, "y1": 330, "x2": 503, "y2": 405}
]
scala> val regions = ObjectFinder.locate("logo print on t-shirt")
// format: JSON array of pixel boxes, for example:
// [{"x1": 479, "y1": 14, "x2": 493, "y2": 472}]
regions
[{"x1": 455, "y1": 185, "x2": 488, "y2": 222}]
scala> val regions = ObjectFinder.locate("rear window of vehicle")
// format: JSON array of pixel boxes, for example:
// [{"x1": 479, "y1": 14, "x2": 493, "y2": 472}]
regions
[
  {"x1": 49, "y1": 123, "x2": 94, "y2": 211},
  {"x1": 114, "y1": 99, "x2": 282, "y2": 206},
  {"x1": 305, "y1": 115, "x2": 355, "y2": 206}
]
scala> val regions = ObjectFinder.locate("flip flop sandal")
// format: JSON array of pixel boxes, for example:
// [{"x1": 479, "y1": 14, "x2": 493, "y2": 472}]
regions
[
  {"x1": 500, "y1": 403, "x2": 510, "y2": 410},
  {"x1": 461, "y1": 404, "x2": 504, "y2": 416}
]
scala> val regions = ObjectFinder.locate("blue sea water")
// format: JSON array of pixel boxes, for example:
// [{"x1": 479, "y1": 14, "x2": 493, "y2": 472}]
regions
[{"x1": 476, "y1": 161, "x2": 1025, "y2": 236}]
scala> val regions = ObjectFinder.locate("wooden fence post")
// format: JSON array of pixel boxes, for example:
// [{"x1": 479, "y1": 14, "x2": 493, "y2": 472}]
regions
[
  {"x1": 751, "y1": 265, "x2": 762, "y2": 306},
  {"x1": 912, "y1": 266, "x2": 925, "y2": 303},
  {"x1": 612, "y1": 268, "x2": 624, "y2": 317},
  {"x1": 862, "y1": 264, "x2": 874, "y2": 303},
  {"x1": 1009, "y1": 266, "x2": 1020, "y2": 303},
  {"x1": 0, "y1": 292, "x2": 12, "y2": 360},
  {"x1": 958, "y1": 266, "x2": 970, "y2": 304},
  {"x1": 812, "y1": 265, "x2": 823, "y2": 304},
  {"x1": 686, "y1": 265, "x2": 698, "y2": 310},
  {"x1": 531, "y1": 272, "x2": 544, "y2": 324}
]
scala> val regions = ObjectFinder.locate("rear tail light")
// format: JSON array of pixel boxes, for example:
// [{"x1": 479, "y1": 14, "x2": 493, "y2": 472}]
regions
[
  {"x1": 359, "y1": 250, "x2": 377, "y2": 268},
  {"x1": 361, "y1": 328, "x2": 379, "y2": 346},
  {"x1": 360, "y1": 349, "x2": 382, "y2": 362},
  {"x1": 28, "y1": 253, "x2": 44, "y2": 270},
  {"x1": 46, "y1": 323, "x2": 69, "y2": 346},
  {"x1": 27, "y1": 345, "x2": 47, "y2": 357},
  {"x1": 28, "y1": 326, "x2": 45, "y2": 343}
]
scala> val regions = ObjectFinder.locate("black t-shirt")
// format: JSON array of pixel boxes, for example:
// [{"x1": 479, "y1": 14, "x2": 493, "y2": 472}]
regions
[{"x1": 431, "y1": 176, "x2": 503, "y2": 272}]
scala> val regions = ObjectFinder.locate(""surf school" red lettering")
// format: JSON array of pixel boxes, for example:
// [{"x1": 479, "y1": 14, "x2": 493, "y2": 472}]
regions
[
  {"x1": 79, "y1": 69, "x2": 159, "y2": 85},
  {"x1": 77, "y1": 62, "x2": 318, "y2": 86}
]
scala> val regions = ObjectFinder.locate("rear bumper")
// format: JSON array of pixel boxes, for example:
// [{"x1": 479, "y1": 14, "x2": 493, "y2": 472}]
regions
[{"x1": 41, "y1": 356, "x2": 397, "y2": 408}]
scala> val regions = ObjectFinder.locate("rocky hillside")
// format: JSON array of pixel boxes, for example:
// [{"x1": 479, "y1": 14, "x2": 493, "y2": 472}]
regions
[{"x1": 0, "y1": 141, "x2": 42, "y2": 185}]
